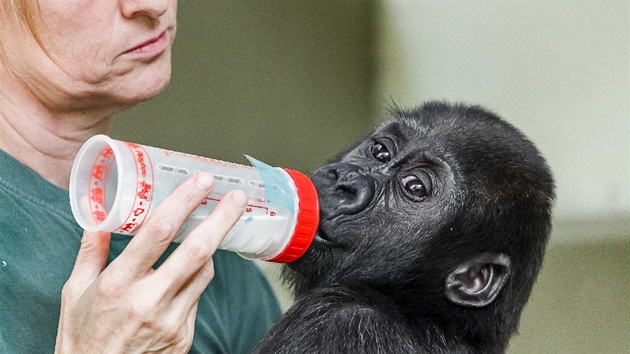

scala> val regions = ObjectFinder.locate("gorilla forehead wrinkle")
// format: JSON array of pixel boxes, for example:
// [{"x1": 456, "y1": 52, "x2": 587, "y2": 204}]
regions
[
  {"x1": 389, "y1": 103, "x2": 552, "y2": 201},
  {"x1": 255, "y1": 101, "x2": 555, "y2": 354}
]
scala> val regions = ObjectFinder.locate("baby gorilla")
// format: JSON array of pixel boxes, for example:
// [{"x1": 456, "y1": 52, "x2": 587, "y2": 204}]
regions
[{"x1": 255, "y1": 102, "x2": 555, "y2": 354}]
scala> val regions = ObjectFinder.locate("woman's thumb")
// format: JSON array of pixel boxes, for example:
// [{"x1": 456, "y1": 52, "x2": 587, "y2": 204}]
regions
[{"x1": 65, "y1": 230, "x2": 111, "y2": 292}]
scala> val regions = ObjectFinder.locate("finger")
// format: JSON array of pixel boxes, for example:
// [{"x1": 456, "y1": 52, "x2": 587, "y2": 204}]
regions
[
  {"x1": 156, "y1": 190, "x2": 247, "y2": 296},
  {"x1": 65, "y1": 231, "x2": 111, "y2": 294},
  {"x1": 168, "y1": 258, "x2": 214, "y2": 333},
  {"x1": 111, "y1": 173, "x2": 216, "y2": 277}
]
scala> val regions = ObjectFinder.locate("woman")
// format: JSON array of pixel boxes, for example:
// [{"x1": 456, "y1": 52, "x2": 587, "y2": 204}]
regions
[{"x1": 0, "y1": 1, "x2": 281, "y2": 353}]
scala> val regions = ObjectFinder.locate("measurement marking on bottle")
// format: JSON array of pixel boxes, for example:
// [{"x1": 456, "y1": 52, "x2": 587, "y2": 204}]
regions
[
  {"x1": 202, "y1": 197, "x2": 270, "y2": 214},
  {"x1": 157, "y1": 164, "x2": 189, "y2": 175}
]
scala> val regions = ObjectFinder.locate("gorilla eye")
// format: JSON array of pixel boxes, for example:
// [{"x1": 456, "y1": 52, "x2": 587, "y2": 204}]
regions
[
  {"x1": 402, "y1": 175, "x2": 428, "y2": 200},
  {"x1": 370, "y1": 142, "x2": 391, "y2": 162}
]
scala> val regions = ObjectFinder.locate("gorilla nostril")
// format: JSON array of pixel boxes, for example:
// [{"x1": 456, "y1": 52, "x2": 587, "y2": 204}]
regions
[
  {"x1": 333, "y1": 179, "x2": 374, "y2": 215},
  {"x1": 337, "y1": 184, "x2": 356, "y2": 196},
  {"x1": 327, "y1": 168, "x2": 339, "y2": 181}
]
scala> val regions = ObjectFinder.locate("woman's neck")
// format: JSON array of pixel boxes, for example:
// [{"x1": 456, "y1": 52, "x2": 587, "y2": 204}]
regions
[{"x1": 0, "y1": 68, "x2": 113, "y2": 190}]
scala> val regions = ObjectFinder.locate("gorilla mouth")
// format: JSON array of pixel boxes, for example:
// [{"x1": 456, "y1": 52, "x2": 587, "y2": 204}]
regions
[{"x1": 313, "y1": 228, "x2": 337, "y2": 246}]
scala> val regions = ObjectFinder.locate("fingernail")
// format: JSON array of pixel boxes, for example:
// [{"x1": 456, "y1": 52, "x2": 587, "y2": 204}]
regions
[
  {"x1": 196, "y1": 173, "x2": 214, "y2": 190},
  {"x1": 231, "y1": 190, "x2": 248, "y2": 207}
]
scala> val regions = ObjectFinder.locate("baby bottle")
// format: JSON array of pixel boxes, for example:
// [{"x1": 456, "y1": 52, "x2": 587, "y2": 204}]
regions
[{"x1": 69, "y1": 134, "x2": 319, "y2": 263}]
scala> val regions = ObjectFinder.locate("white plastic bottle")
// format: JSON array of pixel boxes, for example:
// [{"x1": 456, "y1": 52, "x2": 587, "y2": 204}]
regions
[{"x1": 69, "y1": 135, "x2": 319, "y2": 263}]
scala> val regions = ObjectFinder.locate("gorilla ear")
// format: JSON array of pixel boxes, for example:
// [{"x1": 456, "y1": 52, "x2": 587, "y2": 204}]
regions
[{"x1": 444, "y1": 253, "x2": 511, "y2": 308}]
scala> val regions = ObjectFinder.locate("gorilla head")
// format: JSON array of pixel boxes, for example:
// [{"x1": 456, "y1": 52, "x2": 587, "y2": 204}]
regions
[{"x1": 259, "y1": 102, "x2": 555, "y2": 354}]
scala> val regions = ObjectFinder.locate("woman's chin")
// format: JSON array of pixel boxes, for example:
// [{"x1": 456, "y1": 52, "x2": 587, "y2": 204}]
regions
[
  {"x1": 118, "y1": 70, "x2": 171, "y2": 104},
  {"x1": 108, "y1": 51, "x2": 173, "y2": 104}
]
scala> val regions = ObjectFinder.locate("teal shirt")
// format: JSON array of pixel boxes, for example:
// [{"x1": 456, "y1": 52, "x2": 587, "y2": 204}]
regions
[{"x1": 0, "y1": 149, "x2": 281, "y2": 353}]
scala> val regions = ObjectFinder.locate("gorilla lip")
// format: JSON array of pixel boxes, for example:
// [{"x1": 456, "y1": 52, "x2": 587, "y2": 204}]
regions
[{"x1": 313, "y1": 228, "x2": 337, "y2": 246}]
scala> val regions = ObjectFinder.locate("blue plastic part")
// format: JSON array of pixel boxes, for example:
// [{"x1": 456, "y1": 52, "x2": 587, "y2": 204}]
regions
[{"x1": 246, "y1": 156, "x2": 295, "y2": 213}]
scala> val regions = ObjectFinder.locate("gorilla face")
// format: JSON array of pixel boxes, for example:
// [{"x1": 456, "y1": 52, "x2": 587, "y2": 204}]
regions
[
  {"x1": 289, "y1": 119, "x2": 461, "y2": 295},
  {"x1": 315, "y1": 123, "x2": 455, "y2": 246}
]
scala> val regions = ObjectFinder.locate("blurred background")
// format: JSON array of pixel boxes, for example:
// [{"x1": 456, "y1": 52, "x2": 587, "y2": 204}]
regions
[{"x1": 111, "y1": 1, "x2": 629, "y2": 353}]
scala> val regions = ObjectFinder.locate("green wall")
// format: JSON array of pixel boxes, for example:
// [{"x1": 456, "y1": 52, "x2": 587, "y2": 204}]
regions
[
  {"x1": 508, "y1": 239, "x2": 630, "y2": 353},
  {"x1": 112, "y1": 1, "x2": 376, "y2": 173}
]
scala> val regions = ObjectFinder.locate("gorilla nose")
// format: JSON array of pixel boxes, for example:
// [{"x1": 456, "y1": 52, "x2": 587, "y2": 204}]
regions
[{"x1": 311, "y1": 162, "x2": 375, "y2": 217}]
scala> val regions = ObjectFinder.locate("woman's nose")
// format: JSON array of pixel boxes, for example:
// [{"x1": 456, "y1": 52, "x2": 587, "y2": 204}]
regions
[{"x1": 119, "y1": 0, "x2": 170, "y2": 19}]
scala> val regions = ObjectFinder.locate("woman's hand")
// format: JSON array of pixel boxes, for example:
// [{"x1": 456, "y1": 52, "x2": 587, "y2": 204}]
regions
[{"x1": 55, "y1": 173, "x2": 247, "y2": 353}]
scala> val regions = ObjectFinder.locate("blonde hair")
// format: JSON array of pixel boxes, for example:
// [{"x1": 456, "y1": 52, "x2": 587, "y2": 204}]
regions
[
  {"x1": 1, "y1": 0, "x2": 47, "y2": 54},
  {"x1": 1, "y1": 0, "x2": 34, "y2": 26}
]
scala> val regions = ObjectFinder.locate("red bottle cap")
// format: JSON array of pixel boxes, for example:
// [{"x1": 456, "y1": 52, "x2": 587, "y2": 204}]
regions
[{"x1": 267, "y1": 168, "x2": 319, "y2": 263}]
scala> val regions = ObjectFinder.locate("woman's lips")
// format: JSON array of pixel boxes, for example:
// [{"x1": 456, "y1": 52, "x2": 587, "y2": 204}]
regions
[{"x1": 123, "y1": 31, "x2": 168, "y2": 57}]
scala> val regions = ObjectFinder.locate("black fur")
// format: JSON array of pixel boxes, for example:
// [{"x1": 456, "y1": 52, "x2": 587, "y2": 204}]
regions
[{"x1": 255, "y1": 102, "x2": 555, "y2": 354}]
